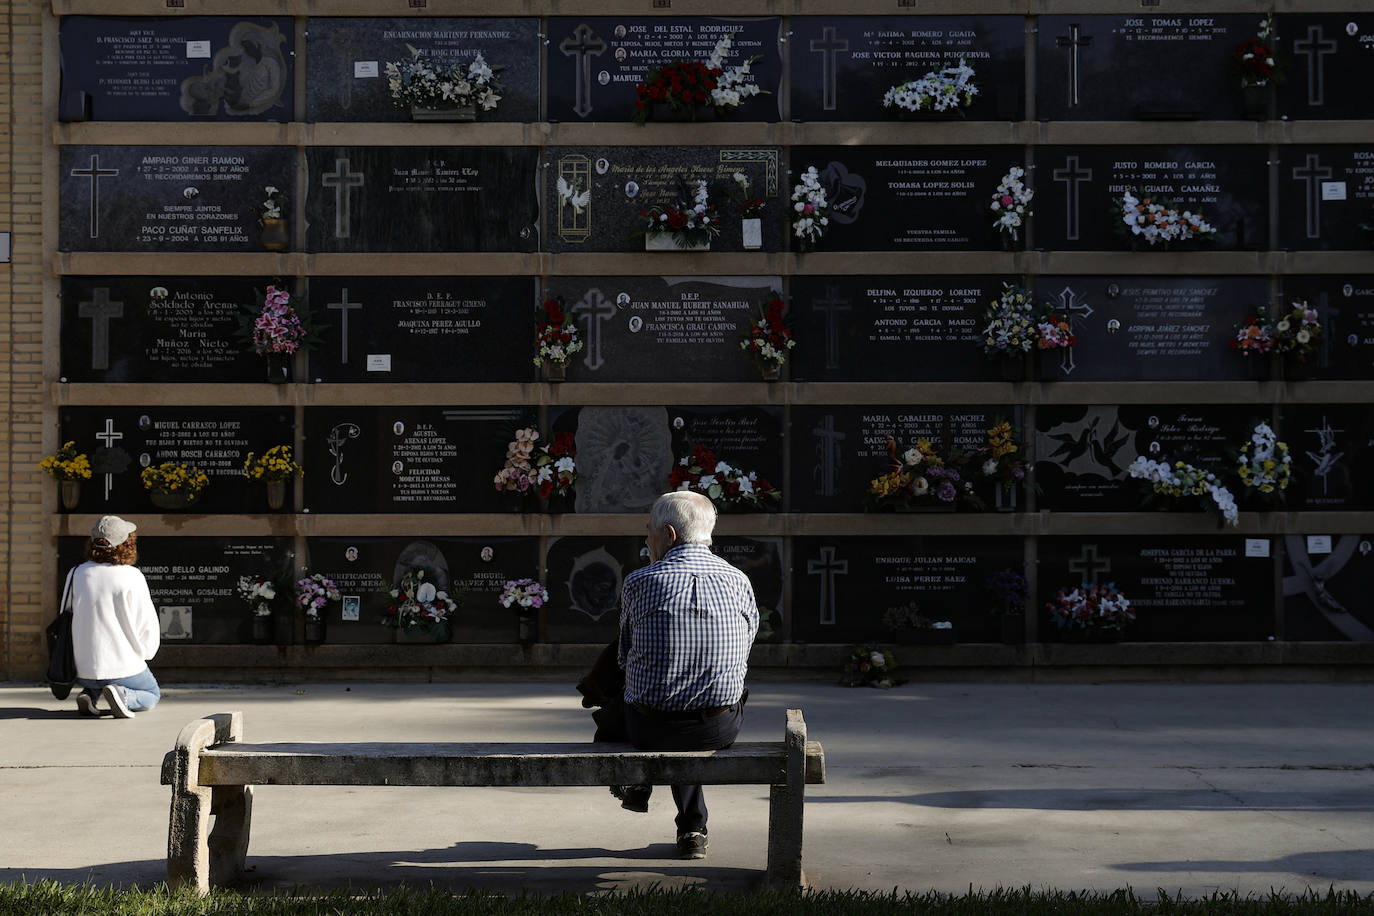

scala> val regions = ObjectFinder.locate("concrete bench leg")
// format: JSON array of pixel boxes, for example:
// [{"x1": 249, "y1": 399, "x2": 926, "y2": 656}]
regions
[
  {"x1": 162, "y1": 711, "x2": 247, "y2": 895},
  {"x1": 765, "y1": 709, "x2": 807, "y2": 888}
]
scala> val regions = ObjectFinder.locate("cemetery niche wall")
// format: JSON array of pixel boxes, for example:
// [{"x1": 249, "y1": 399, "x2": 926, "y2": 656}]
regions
[{"x1": 37, "y1": 7, "x2": 1374, "y2": 681}]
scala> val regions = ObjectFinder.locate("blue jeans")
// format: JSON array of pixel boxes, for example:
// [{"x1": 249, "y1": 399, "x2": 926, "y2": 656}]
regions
[{"x1": 77, "y1": 666, "x2": 160, "y2": 712}]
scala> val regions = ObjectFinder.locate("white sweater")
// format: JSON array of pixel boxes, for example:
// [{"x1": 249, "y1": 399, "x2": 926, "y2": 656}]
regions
[{"x1": 69, "y1": 561, "x2": 160, "y2": 680}]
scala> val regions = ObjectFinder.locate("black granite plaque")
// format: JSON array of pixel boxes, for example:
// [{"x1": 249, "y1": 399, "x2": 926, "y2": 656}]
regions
[
  {"x1": 304, "y1": 146, "x2": 539, "y2": 253},
  {"x1": 57, "y1": 407, "x2": 292, "y2": 515},
  {"x1": 792, "y1": 536, "x2": 1022, "y2": 643},
  {"x1": 789, "y1": 276, "x2": 1016, "y2": 382},
  {"x1": 302, "y1": 406, "x2": 531, "y2": 514},
  {"x1": 544, "y1": 145, "x2": 782, "y2": 253},
  {"x1": 60, "y1": 146, "x2": 294, "y2": 253},
  {"x1": 1036, "y1": 146, "x2": 1267, "y2": 252},
  {"x1": 1279, "y1": 276, "x2": 1374, "y2": 380},
  {"x1": 1277, "y1": 146, "x2": 1374, "y2": 251},
  {"x1": 790, "y1": 146, "x2": 1017, "y2": 251},
  {"x1": 1031, "y1": 276, "x2": 1271, "y2": 382},
  {"x1": 59, "y1": 16, "x2": 293, "y2": 122},
  {"x1": 1282, "y1": 533, "x2": 1374, "y2": 641},
  {"x1": 59, "y1": 536, "x2": 292, "y2": 644},
  {"x1": 1034, "y1": 405, "x2": 1253, "y2": 512},
  {"x1": 304, "y1": 18, "x2": 540, "y2": 123},
  {"x1": 1276, "y1": 14, "x2": 1374, "y2": 121},
  {"x1": 545, "y1": 17, "x2": 781, "y2": 123},
  {"x1": 788, "y1": 405, "x2": 1012, "y2": 513},
  {"x1": 1040, "y1": 536, "x2": 1270, "y2": 641},
  {"x1": 1037, "y1": 14, "x2": 1256, "y2": 121},
  {"x1": 305, "y1": 537, "x2": 540, "y2": 644},
  {"x1": 60, "y1": 276, "x2": 269, "y2": 383},
  {"x1": 1278, "y1": 405, "x2": 1374, "y2": 511},
  {"x1": 538, "y1": 276, "x2": 781, "y2": 382},
  {"x1": 305, "y1": 276, "x2": 535, "y2": 383},
  {"x1": 790, "y1": 16, "x2": 1024, "y2": 122},
  {"x1": 545, "y1": 405, "x2": 783, "y2": 514}
]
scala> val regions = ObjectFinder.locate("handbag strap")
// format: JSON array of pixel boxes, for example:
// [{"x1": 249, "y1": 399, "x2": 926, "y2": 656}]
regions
[{"x1": 59, "y1": 567, "x2": 75, "y2": 616}]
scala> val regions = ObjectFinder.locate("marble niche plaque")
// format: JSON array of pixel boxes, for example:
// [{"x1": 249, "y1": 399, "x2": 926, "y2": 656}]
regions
[
  {"x1": 1282, "y1": 533, "x2": 1374, "y2": 641},
  {"x1": 304, "y1": 18, "x2": 540, "y2": 123},
  {"x1": 1276, "y1": 14, "x2": 1374, "y2": 121},
  {"x1": 544, "y1": 535, "x2": 784, "y2": 643},
  {"x1": 57, "y1": 407, "x2": 292, "y2": 515},
  {"x1": 1036, "y1": 146, "x2": 1268, "y2": 251},
  {"x1": 791, "y1": 536, "x2": 1023, "y2": 643},
  {"x1": 302, "y1": 407, "x2": 530, "y2": 514},
  {"x1": 1279, "y1": 276, "x2": 1374, "y2": 379},
  {"x1": 1277, "y1": 146, "x2": 1374, "y2": 251},
  {"x1": 789, "y1": 405, "x2": 1012, "y2": 514},
  {"x1": 1040, "y1": 536, "x2": 1270, "y2": 641},
  {"x1": 544, "y1": 145, "x2": 782, "y2": 253},
  {"x1": 1278, "y1": 405, "x2": 1374, "y2": 511},
  {"x1": 304, "y1": 146, "x2": 539, "y2": 253},
  {"x1": 789, "y1": 275, "x2": 1015, "y2": 382},
  {"x1": 546, "y1": 405, "x2": 783, "y2": 515},
  {"x1": 59, "y1": 536, "x2": 292, "y2": 644},
  {"x1": 306, "y1": 276, "x2": 536, "y2": 383},
  {"x1": 305, "y1": 536, "x2": 540, "y2": 644},
  {"x1": 790, "y1": 16, "x2": 1025, "y2": 122},
  {"x1": 60, "y1": 276, "x2": 267, "y2": 384},
  {"x1": 1037, "y1": 14, "x2": 1257, "y2": 121},
  {"x1": 790, "y1": 146, "x2": 1017, "y2": 251},
  {"x1": 545, "y1": 17, "x2": 781, "y2": 123},
  {"x1": 1031, "y1": 276, "x2": 1271, "y2": 382},
  {"x1": 1034, "y1": 405, "x2": 1252, "y2": 513},
  {"x1": 538, "y1": 276, "x2": 781, "y2": 383},
  {"x1": 59, "y1": 16, "x2": 293, "y2": 122},
  {"x1": 59, "y1": 146, "x2": 294, "y2": 253}
]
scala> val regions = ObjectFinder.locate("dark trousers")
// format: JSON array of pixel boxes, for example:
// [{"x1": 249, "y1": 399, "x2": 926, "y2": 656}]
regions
[{"x1": 624, "y1": 700, "x2": 745, "y2": 834}]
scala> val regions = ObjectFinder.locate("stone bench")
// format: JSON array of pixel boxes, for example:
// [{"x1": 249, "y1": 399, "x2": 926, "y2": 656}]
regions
[{"x1": 160, "y1": 708, "x2": 825, "y2": 894}]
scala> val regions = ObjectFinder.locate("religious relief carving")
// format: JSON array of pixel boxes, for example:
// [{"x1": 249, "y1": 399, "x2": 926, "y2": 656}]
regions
[{"x1": 179, "y1": 22, "x2": 288, "y2": 117}]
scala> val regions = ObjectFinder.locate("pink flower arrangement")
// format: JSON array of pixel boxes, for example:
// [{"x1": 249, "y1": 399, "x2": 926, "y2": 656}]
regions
[
  {"x1": 251, "y1": 285, "x2": 307, "y2": 355},
  {"x1": 295, "y1": 573, "x2": 341, "y2": 620},
  {"x1": 498, "y1": 578, "x2": 549, "y2": 611}
]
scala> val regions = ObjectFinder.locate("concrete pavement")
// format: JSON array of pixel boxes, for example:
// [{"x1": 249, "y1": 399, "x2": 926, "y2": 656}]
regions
[{"x1": 2, "y1": 680, "x2": 1374, "y2": 897}]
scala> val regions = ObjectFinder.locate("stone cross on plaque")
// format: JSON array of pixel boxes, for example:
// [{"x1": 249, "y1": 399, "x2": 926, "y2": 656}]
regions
[
  {"x1": 813, "y1": 285, "x2": 852, "y2": 371},
  {"x1": 1293, "y1": 25, "x2": 1338, "y2": 107},
  {"x1": 810, "y1": 413, "x2": 845, "y2": 498},
  {"x1": 69, "y1": 154, "x2": 119, "y2": 239},
  {"x1": 571, "y1": 289, "x2": 615, "y2": 370},
  {"x1": 1291, "y1": 153, "x2": 1333, "y2": 239},
  {"x1": 1052, "y1": 155, "x2": 1093, "y2": 242},
  {"x1": 78, "y1": 287, "x2": 123, "y2": 371},
  {"x1": 328, "y1": 287, "x2": 363, "y2": 364},
  {"x1": 806, "y1": 545, "x2": 848, "y2": 625},
  {"x1": 1068, "y1": 543, "x2": 1111, "y2": 586},
  {"x1": 321, "y1": 158, "x2": 365, "y2": 239},
  {"x1": 96, "y1": 417, "x2": 123, "y2": 500},
  {"x1": 809, "y1": 26, "x2": 850, "y2": 112},
  {"x1": 1050, "y1": 284, "x2": 1093, "y2": 375},
  {"x1": 1055, "y1": 23, "x2": 1093, "y2": 108},
  {"x1": 560, "y1": 23, "x2": 607, "y2": 119}
]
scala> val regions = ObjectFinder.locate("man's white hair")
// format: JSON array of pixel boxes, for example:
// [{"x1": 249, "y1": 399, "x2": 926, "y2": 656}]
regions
[{"x1": 651, "y1": 490, "x2": 717, "y2": 545}]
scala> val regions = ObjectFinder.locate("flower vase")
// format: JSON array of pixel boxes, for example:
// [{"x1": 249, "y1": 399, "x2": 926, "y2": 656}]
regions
[
  {"x1": 896, "y1": 108, "x2": 965, "y2": 121},
  {"x1": 260, "y1": 218, "x2": 289, "y2": 251},
  {"x1": 149, "y1": 490, "x2": 195, "y2": 511},
  {"x1": 741, "y1": 217, "x2": 763, "y2": 250},
  {"x1": 998, "y1": 356, "x2": 1026, "y2": 382},
  {"x1": 499, "y1": 490, "x2": 533, "y2": 513},
  {"x1": 1282, "y1": 358, "x2": 1316, "y2": 382},
  {"x1": 757, "y1": 361, "x2": 782, "y2": 382},
  {"x1": 649, "y1": 101, "x2": 715, "y2": 122},
  {"x1": 543, "y1": 362, "x2": 567, "y2": 383},
  {"x1": 645, "y1": 233, "x2": 710, "y2": 252},
  {"x1": 59, "y1": 480, "x2": 81, "y2": 510},
  {"x1": 1000, "y1": 614, "x2": 1025, "y2": 645},
  {"x1": 411, "y1": 104, "x2": 476, "y2": 121},
  {"x1": 1240, "y1": 83, "x2": 1267, "y2": 120},
  {"x1": 999, "y1": 233, "x2": 1020, "y2": 252},
  {"x1": 518, "y1": 614, "x2": 537, "y2": 646},
  {"x1": 265, "y1": 479, "x2": 287, "y2": 511},
  {"x1": 303, "y1": 618, "x2": 325, "y2": 644},
  {"x1": 266, "y1": 353, "x2": 290, "y2": 384},
  {"x1": 1243, "y1": 355, "x2": 1272, "y2": 381},
  {"x1": 543, "y1": 491, "x2": 574, "y2": 514},
  {"x1": 250, "y1": 615, "x2": 273, "y2": 644},
  {"x1": 396, "y1": 622, "x2": 452, "y2": 644}
]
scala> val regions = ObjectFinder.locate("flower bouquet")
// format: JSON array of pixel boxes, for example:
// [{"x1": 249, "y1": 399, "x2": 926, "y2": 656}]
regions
[
  {"x1": 1047, "y1": 582, "x2": 1134, "y2": 636},
  {"x1": 533, "y1": 431, "x2": 578, "y2": 507},
  {"x1": 493, "y1": 427, "x2": 540, "y2": 509},
  {"x1": 499, "y1": 578, "x2": 548, "y2": 611},
  {"x1": 975, "y1": 421, "x2": 1029, "y2": 506},
  {"x1": 981, "y1": 283, "x2": 1038, "y2": 369},
  {"x1": 990, "y1": 166, "x2": 1033, "y2": 244},
  {"x1": 385, "y1": 44, "x2": 501, "y2": 119},
  {"x1": 296, "y1": 573, "x2": 340, "y2": 620},
  {"x1": 632, "y1": 32, "x2": 764, "y2": 124},
  {"x1": 237, "y1": 574, "x2": 277, "y2": 618},
  {"x1": 141, "y1": 461, "x2": 209, "y2": 510},
  {"x1": 40, "y1": 441, "x2": 92, "y2": 481},
  {"x1": 1126, "y1": 454, "x2": 1240, "y2": 527},
  {"x1": 242, "y1": 445, "x2": 303, "y2": 482},
  {"x1": 986, "y1": 568, "x2": 1029, "y2": 617},
  {"x1": 1117, "y1": 188, "x2": 1218, "y2": 248},
  {"x1": 669, "y1": 443, "x2": 781, "y2": 511},
  {"x1": 1231, "y1": 14, "x2": 1280, "y2": 88},
  {"x1": 882, "y1": 59, "x2": 977, "y2": 115},
  {"x1": 237, "y1": 284, "x2": 319, "y2": 382},
  {"x1": 255, "y1": 185, "x2": 285, "y2": 224},
  {"x1": 638, "y1": 180, "x2": 719, "y2": 250},
  {"x1": 382, "y1": 568, "x2": 457, "y2": 640},
  {"x1": 255, "y1": 185, "x2": 289, "y2": 250},
  {"x1": 1035, "y1": 304, "x2": 1076, "y2": 352},
  {"x1": 533, "y1": 298, "x2": 583, "y2": 379},
  {"x1": 1272, "y1": 299, "x2": 1321, "y2": 365},
  {"x1": 1232, "y1": 306, "x2": 1276, "y2": 357},
  {"x1": 839, "y1": 644, "x2": 903, "y2": 688},
  {"x1": 1234, "y1": 421, "x2": 1292, "y2": 506},
  {"x1": 740, "y1": 297, "x2": 795, "y2": 379},
  {"x1": 866, "y1": 437, "x2": 982, "y2": 512},
  {"x1": 790, "y1": 165, "x2": 831, "y2": 250}
]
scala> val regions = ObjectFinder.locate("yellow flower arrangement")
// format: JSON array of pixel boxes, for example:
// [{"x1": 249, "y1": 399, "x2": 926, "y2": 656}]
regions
[
  {"x1": 38, "y1": 441, "x2": 92, "y2": 481},
  {"x1": 242, "y1": 445, "x2": 304, "y2": 482},
  {"x1": 140, "y1": 461, "x2": 210, "y2": 496}
]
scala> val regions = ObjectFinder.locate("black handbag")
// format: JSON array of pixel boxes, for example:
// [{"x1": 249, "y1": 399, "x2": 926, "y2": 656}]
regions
[{"x1": 45, "y1": 569, "x2": 77, "y2": 700}]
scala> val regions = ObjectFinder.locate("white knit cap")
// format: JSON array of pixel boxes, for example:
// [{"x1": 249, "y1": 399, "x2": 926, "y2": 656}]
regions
[{"x1": 91, "y1": 515, "x2": 136, "y2": 547}]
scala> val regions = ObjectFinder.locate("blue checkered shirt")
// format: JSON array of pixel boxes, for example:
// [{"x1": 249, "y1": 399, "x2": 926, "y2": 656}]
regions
[{"x1": 619, "y1": 543, "x2": 758, "y2": 711}]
